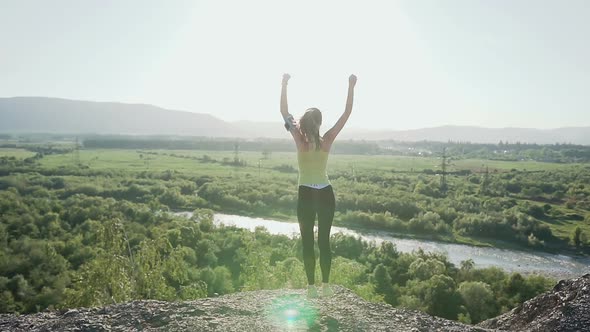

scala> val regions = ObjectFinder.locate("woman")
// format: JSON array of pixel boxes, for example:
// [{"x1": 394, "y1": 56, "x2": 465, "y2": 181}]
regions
[{"x1": 280, "y1": 73, "x2": 357, "y2": 298}]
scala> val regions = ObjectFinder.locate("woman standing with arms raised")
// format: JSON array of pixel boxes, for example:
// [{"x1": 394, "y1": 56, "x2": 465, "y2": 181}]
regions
[{"x1": 280, "y1": 73, "x2": 357, "y2": 298}]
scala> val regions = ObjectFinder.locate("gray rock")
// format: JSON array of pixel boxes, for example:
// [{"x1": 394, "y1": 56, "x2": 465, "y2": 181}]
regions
[
  {"x1": 478, "y1": 274, "x2": 590, "y2": 332},
  {"x1": 6, "y1": 275, "x2": 590, "y2": 332},
  {"x1": 0, "y1": 286, "x2": 486, "y2": 332}
]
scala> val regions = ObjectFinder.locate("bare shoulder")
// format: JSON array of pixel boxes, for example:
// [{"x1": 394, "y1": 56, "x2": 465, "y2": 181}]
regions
[
  {"x1": 293, "y1": 132, "x2": 307, "y2": 148},
  {"x1": 321, "y1": 132, "x2": 335, "y2": 149},
  {"x1": 320, "y1": 138, "x2": 332, "y2": 152}
]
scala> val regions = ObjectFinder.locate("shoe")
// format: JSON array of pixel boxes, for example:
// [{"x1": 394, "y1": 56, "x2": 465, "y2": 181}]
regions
[
  {"x1": 307, "y1": 285, "x2": 318, "y2": 299},
  {"x1": 321, "y1": 283, "x2": 334, "y2": 297}
]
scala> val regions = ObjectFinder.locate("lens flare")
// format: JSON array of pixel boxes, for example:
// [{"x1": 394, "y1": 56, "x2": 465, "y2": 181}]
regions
[
  {"x1": 265, "y1": 294, "x2": 318, "y2": 329},
  {"x1": 284, "y1": 308, "x2": 299, "y2": 323}
]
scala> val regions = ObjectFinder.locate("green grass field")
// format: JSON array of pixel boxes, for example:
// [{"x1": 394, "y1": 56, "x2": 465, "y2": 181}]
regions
[
  {"x1": 0, "y1": 148, "x2": 36, "y2": 159},
  {"x1": 39, "y1": 148, "x2": 582, "y2": 176},
  {"x1": 1, "y1": 146, "x2": 584, "y2": 252}
]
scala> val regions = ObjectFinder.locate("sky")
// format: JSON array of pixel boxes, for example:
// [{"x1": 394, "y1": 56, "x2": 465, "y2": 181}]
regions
[{"x1": 1, "y1": 0, "x2": 589, "y2": 130}]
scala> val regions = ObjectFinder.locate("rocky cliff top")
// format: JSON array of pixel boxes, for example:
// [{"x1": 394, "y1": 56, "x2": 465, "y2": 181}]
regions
[
  {"x1": 478, "y1": 274, "x2": 590, "y2": 332},
  {"x1": 0, "y1": 285, "x2": 484, "y2": 332},
  {"x1": 3, "y1": 275, "x2": 590, "y2": 332}
]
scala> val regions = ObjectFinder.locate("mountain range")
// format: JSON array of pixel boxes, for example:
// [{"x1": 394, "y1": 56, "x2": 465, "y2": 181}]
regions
[{"x1": 1, "y1": 97, "x2": 588, "y2": 145}]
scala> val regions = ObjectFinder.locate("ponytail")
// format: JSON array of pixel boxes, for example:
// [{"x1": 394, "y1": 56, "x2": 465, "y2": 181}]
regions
[{"x1": 299, "y1": 108, "x2": 322, "y2": 150}]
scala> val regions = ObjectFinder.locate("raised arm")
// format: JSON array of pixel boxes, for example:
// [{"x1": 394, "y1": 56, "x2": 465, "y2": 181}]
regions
[
  {"x1": 280, "y1": 73, "x2": 303, "y2": 145},
  {"x1": 280, "y1": 73, "x2": 291, "y2": 117},
  {"x1": 324, "y1": 74, "x2": 357, "y2": 147}
]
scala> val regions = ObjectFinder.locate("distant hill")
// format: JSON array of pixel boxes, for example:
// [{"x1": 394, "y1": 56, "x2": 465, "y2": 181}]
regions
[
  {"x1": 339, "y1": 126, "x2": 590, "y2": 145},
  {"x1": 1, "y1": 97, "x2": 588, "y2": 144},
  {"x1": 0, "y1": 97, "x2": 243, "y2": 137},
  {"x1": 232, "y1": 122, "x2": 590, "y2": 144}
]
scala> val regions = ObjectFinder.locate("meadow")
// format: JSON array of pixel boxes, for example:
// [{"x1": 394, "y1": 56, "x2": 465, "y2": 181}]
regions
[
  {"x1": 0, "y1": 143, "x2": 588, "y2": 323},
  {"x1": 0, "y1": 148, "x2": 36, "y2": 159},
  {"x1": 23, "y1": 147, "x2": 590, "y2": 249},
  {"x1": 33, "y1": 147, "x2": 582, "y2": 176}
]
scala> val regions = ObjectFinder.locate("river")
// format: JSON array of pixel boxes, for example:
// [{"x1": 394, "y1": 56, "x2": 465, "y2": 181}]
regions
[{"x1": 177, "y1": 212, "x2": 590, "y2": 279}]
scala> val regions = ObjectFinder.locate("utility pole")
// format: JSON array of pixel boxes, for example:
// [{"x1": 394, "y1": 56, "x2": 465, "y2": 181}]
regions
[
  {"x1": 481, "y1": 165, "x2": 490, "y2": 195},
  {"x1": 234, "y1": 142, "x2": 240, "y2": 165},
  {"x1": 440, "y1": 147, "x2": 448, "y2": 193},
  {"x1": 73, "y1": 136, "x2": 80, "y2": 165}
]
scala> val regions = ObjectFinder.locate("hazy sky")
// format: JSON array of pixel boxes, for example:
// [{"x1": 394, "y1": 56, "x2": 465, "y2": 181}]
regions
[{"x1": 1, "y1": 0, "x2": 589, "y2": 130}]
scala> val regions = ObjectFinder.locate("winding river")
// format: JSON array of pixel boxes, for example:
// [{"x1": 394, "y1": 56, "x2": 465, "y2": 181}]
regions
[{"x1": 177, "y1": 212, "x2": 590, "y2": 279}]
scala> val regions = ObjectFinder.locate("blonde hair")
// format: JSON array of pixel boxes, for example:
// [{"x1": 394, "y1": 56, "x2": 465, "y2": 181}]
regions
[{"x1": 298, "y1": 108, "x2": 322, "y2": 150}]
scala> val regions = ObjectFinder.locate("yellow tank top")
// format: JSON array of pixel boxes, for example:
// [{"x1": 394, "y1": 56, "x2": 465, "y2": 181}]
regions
[{"x1": 297, "y1": 149, "x2": 330, "y2": 188}]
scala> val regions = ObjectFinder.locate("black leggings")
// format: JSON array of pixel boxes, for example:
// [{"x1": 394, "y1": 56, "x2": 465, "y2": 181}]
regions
[{"x1": 297, "y1": 185, "x2": 335, "y2": 285}]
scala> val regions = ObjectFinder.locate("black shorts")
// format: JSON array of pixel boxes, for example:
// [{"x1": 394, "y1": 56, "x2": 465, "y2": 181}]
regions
[{"x1": 297, "y1": 185, "x2": 335, "y2": 225}]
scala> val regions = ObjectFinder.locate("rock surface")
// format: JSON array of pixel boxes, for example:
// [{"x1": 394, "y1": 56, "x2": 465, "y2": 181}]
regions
[
  {"x1": 478, "y1": 274, "x2": 590, "y2": 332},
  {"x1": 0, "y1": 285, "x2": 486, "y2": 332},
  {"x1": 4, "y1": 275, "x2": 590, "y2": 332}
]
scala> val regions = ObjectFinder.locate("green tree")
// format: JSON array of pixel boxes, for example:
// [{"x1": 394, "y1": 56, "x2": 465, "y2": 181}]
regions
[
  {"x1": 405, "y1": 274, "x2": 463, "y2": 320},
  {"x1": 135, "y1": 237, "x2": 176, "y2": 300},
  {"x1": 408, "y1": 258, "x2": 446, "y2": 281},
  {"x1": 572, "y1": 226, "x2": 583, "y2": 248},
  {"x1": 202, "y1": 266, "x2": 234, "y2": 296},
  {"x1": 65, "y1": 219, "x2": 135, "y2": 307},
  {"x1": 423, "y1": 275, "x2": 463, "y2": 319},
  {"x1": 458, "y1": 281, "x2": 496, "y2": 323},
  {"x1": 372, "y1": 264, "x2": 397, "y2": 305}
]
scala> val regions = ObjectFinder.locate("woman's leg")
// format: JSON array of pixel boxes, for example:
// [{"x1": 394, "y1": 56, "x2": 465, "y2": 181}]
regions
[
  {"x1": 317, "y1": 186, "x2": 335, "y2": 283},
  {"x1": 297, "y1": 186, "x2": 317, "y2": 285}
]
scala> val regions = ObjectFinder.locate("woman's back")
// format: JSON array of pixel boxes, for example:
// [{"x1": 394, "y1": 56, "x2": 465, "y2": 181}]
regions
[{"x1": 297, "y1": 148, "x2": 330, "y2": 188}]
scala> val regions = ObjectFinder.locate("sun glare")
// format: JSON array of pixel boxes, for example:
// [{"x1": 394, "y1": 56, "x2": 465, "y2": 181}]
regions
[{"x1": 136, "y1": 0, "x2": 468, "y2": 130}]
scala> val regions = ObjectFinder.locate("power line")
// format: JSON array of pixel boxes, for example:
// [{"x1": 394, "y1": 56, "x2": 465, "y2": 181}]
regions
[{"x1": 73, "y1": 137, "x2": 80, "y2": 165}]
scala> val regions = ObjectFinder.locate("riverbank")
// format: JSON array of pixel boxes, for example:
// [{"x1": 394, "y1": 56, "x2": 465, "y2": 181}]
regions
[
  {"x1": 174, "y1": 210, "x2": 590, "y2": 280},
  {"x1": 188, "y1": 208, "x2": 588, "y2": 259}
]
